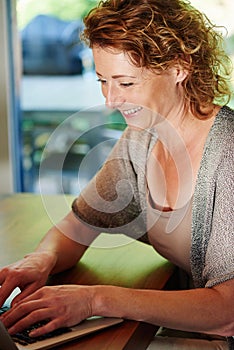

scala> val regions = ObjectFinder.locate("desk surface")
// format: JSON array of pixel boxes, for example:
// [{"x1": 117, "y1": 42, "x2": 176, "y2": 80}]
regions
[{"x1": 0, "y1": 193, "x2": 174, "y2": 350}]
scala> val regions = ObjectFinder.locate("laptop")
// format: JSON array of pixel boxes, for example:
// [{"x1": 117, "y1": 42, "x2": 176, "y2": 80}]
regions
[{"x1": 0, "y1": 288, "x2": 123, "y2": 350}]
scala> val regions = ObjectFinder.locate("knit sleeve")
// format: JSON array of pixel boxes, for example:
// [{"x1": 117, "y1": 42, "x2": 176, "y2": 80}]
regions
[
  {"x1": 203, "y1": 146, "x2": 234, "y2": 288},
  {"x1": 72, "y1": 128, "x2": 149, "y2": 240}
]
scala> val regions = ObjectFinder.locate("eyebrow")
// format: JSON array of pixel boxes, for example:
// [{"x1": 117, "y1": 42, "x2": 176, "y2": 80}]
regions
[{"x1": 96, "y1": 72, "x2": 137, "y2": 79}]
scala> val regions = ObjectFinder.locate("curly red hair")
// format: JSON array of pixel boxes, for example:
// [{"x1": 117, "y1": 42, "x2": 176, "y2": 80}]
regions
[{"x1": 83, "y1": 0, "x2": 232, "y2": 118}]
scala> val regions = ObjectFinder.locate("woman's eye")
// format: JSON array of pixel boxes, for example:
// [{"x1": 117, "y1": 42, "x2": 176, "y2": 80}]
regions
[
  {"x1": 96, "y1": 79, "x2": 133, "y2": 87},
  {"x1": 97, "y1": 78, "x2": 107, "y2": 84},
  {"x1": 120, "y1": 82, "x2": 133, "y2": 87}
]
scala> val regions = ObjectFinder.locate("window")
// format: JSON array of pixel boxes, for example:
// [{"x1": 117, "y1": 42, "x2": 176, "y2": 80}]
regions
[{"x1": 1, "y1": 0, "x2": 232, "y2": 195}]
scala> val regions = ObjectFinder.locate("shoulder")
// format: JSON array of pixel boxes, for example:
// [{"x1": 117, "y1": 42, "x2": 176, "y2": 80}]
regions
[
  {"x1": 121, "y1": 126, "x2": 158, "y2": 146},
  {"x1": 109, "y1": 126, "x2": 158, "y2": 171},
  {"x1": 120, "y1": 126, "x2": 158, "y2": 154},
  {"x1": 202, "y1": 106, "x2": 233, "y2": 167},
  {"x1": 211, "y1": 105, "x2": 234, "y2": 144}
]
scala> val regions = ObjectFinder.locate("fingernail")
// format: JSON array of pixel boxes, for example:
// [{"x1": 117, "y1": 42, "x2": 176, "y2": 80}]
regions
[{"x1": 29, "y1": 330, "x2": 37, "y2": 337}]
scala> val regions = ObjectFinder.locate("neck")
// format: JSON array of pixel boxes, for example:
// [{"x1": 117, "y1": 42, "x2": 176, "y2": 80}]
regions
[{"x1": 156, "y1": 104, "x2": 220, "y2": 148}]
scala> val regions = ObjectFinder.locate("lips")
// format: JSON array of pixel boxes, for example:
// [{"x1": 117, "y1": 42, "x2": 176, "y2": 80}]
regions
[{"x1": 122, "y1": 106, "x2": 143, "y2": 118}]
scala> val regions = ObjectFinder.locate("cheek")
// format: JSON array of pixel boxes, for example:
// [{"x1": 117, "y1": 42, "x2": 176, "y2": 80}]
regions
[
  {"x1": 100, "y1": 85, "x2": 107, "y2": 98},
  {"x1": 129, "y1": 89, "x2": 147, "y2": 105}
]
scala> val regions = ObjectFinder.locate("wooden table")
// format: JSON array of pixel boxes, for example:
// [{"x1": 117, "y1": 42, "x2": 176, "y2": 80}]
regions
[{"x1": 0, "y1": 193, "x2": 174, "y2": 350}]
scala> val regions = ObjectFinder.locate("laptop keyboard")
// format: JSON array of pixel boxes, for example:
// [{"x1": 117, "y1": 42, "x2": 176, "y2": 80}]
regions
[
  {"x1": 12, "y1": 321, "x2": 72, "y2": 346},
  {"x1": 0, "y1": 306, "x2": 9, "y2": 315},
  {"x1": 0, "y1": 305, "x2": 72, "y2": 346}
]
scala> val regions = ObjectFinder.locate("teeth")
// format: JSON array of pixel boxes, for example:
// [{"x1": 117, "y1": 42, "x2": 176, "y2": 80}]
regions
[{"x1": 123, "y1": 106, "x2": 142, "y2": 115}]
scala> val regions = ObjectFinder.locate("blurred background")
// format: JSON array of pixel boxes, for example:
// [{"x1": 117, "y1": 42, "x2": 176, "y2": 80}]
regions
[
  {"x1": 1, "y1": 0, "x2": 234, "y2": 195},
  {"x1": 17, "y1": 0, "x2": 126, "y2": 195}
]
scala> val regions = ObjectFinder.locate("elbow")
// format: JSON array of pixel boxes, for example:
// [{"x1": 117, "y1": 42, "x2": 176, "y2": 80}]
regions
[
  {"x1": 206, "y1": 321, "x2": 234, "y2": 338},
  {"x1": 210, "y1": 280, "x2": 234, "y2": 337},
  {"x1": 218, "y1": 322, "x2": 234, "y2": 337},
  {"x1": 210, "y1": 314, "x2": 234, "y2": 337}
]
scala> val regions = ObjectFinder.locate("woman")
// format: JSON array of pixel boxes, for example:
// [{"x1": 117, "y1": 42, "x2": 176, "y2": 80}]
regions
[{"x1": 0, "y1": 0, "x2": 233, "y2": 348}]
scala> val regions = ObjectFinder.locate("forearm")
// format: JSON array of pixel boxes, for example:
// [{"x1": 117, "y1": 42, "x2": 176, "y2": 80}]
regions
[
  {"x1": 34, "y1": 227, "x2": 86, "y2": 275},
  {"x1": 92, "y1": 280, "x2": 234, "y2": 337},
  {"x1": 34, "y1": 211, "x2": 99, "y2": 275}
]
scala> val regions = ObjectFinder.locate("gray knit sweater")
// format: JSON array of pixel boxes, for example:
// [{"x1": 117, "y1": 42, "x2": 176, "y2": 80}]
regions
[
  {"x1": 73, "y1": 106, "x2": 234, "y2": 287},
  {"x1": 191, "y1": 106, "x2": 234, "y2": 289},
  {"x1": 72, "y1": 106, "x2": 234, "y2": 344}
]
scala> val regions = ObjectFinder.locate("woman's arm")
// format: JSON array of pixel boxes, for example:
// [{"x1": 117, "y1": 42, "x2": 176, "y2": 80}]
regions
[
  {"x1": 4, "y1": 275, "x2": 233, "y2": 338},
  {"x1": 0, "y1": 212, "x2": 99, "y2": 306},
  {"x1": 35, "y1": 211, "x2": 99, "y2": 274},
  {"x1": 93, "y1": 278, "x2": 234, "y2": 337}
]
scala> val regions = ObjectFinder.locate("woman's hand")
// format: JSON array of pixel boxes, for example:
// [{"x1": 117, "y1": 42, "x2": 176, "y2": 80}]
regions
[
  {"x1": 1, "y1": 285, "x2": 94, "y2": 337},
  {"x1": 0, "y1": 251, "x2": 57, "y2": 307}
]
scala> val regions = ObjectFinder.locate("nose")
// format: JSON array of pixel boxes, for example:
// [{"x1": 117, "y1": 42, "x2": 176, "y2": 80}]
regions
[{"x1": 104, "y1": 83, "x2": 124, "y2": 109}]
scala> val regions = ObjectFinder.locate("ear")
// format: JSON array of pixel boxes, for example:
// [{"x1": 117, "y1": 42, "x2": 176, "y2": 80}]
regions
[{"x1": 174, "y1": 65, "x2": 188, "y2": 84}]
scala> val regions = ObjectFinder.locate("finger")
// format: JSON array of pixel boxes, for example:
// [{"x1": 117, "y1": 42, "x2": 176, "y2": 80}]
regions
[
  {"x1": 0, "y1": 267, "x2": 23, "y2": 288},
  {"x1": 0, "y1": 266, "x2": 10, "y2": 284},
  {"x1": 0, "y1": 279, "x2": 21, "y2": 307},
  {"x1": 2, "y1": 298, "x2": 45, "y2": 328},
  {"x1": 7, "y1": 309, "x2": 51, "y2": 335},
  {"x1": 29, "y1": 318, "x2": 63, "y2": 338},
  {"x1": 12, "y1": 286, "x2": 47, "y2": 307},
  {"x1": 11, "y1": 283, "x2": 40, "y2": 306}
]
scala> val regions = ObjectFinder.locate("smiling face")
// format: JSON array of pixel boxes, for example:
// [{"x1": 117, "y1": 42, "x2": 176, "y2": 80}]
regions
[{"x1": 92, "y1": 46, "x2": 188, "y2": 129}]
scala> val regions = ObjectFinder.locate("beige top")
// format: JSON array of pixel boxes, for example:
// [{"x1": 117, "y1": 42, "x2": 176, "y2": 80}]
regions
[
  {"x1": 72, "y1": 106, "x2": 234, "y2": 290},
  {"x1": 147, "y1": 194, "x2": 193, "y2": 274}
]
